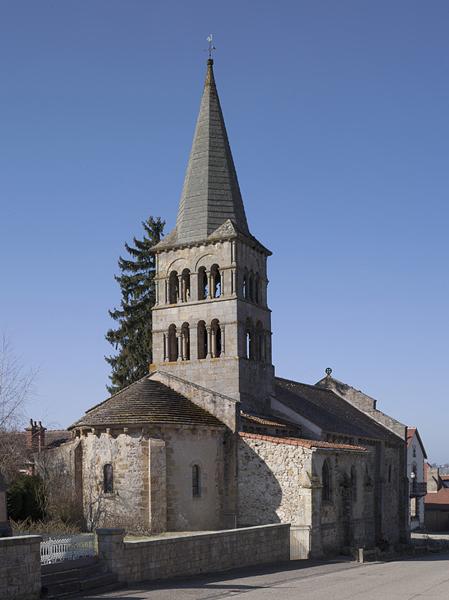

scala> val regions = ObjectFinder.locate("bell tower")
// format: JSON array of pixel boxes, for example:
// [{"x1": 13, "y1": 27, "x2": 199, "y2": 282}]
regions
[{"x1": 151, "y1": 59, "x2": 274, "y2": 413}]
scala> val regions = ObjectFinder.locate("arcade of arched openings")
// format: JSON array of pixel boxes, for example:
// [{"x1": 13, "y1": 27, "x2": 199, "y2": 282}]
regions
[
  {"x1": 245, "y1": 318, "x2": 269, "y2": 362},
  {"x1": 241, "y1": 270, "x2": 263, "y2": 305},
  {"x1": 163, "y1": 318, "x2": 270, "y2": 363},
  {"x1": 164, "y1": 264, "x2": 264, "y2": 306}
]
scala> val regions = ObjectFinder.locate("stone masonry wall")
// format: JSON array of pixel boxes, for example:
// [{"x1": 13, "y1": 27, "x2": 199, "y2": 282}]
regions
[
  {"x1": 97, "y1": 524, "x2": 290, "y2": 584},
  {"x1": 311, "y1": 449, "x2": 376, "y2": 557},
  {"x1": 0, "y1": 535, "x2": 41, "y2": 600},
  {"x1": 238, "y1": 433, "x2": 376, "y2": 558},
  {"x1": 238, "y1": 434, "x2": 313, "y2": 528},
  {"x1": 77, "y1": 425, "x2": 227, "y2": 533},
  {"x1": 163, "y1": 426, "x2": 227, "y2": 531},
  {"x1": 81, "y1": 431, "x2": 149, "y2": 532}
]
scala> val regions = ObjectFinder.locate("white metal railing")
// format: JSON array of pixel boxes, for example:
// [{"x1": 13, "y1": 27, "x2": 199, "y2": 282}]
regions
[{"x1": 40, "y1": 534, "x2": 96, "y2": 565}]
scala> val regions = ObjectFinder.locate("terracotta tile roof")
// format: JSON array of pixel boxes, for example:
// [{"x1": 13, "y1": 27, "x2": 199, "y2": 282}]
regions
[
  {"x1": 275, "y1": 377, "x2": 399, "y2": 443},
  {"x1": 440, "y1": 474, "x2": 449, "y2": 481},
  {"x1": 70, "y1": 376, "x2": 224, "y2": 429},
  {"x1": 239, "y1": 432, "x2": 367, "y2": 452},
  {"x1": 425, "y1": 488, "x2": 449, "y2": 507}
]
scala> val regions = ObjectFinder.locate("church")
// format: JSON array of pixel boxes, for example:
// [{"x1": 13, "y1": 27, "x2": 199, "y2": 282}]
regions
[{"x1": 47, "y1": 58, "x2": 409, "y2": 558}]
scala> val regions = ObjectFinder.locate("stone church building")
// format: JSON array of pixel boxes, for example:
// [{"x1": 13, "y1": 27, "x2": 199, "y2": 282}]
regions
[{"x1": 47, "y1": 59, "x2": 409, "y2": 558}]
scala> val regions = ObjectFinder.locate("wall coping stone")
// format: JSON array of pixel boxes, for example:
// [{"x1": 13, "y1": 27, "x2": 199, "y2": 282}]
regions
[
  {"x1": 0, "y1": 534, "x2": 42, "y2": 547},
  {"x1": 97, "y1": 528, "x2": 125, "y2": 535},
  {"x1": 123, "y1": 523, "x2": 290, "y2": 547}
]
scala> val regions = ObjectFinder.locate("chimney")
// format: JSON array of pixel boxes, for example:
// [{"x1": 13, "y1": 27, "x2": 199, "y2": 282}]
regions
[
  {"x1": 25, "y1": 419, "x2": 46, "y2": 453},
  {"x1": 37, "y1": 421, "x2": 46, "y2": 452}
]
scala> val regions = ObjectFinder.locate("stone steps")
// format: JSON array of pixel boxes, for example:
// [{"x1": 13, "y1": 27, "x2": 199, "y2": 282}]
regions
[{"x1": 41, "y1": 557, "x2": 121, "y2": 598}]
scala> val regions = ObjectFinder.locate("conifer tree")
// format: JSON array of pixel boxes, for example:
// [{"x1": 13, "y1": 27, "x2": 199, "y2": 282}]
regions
[{"x1": 105, "y1": 216, "x2": 164, "y2": 394}]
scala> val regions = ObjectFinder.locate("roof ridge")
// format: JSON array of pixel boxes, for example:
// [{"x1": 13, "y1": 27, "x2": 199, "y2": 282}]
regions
[{"x1": 275, "y1": 375, "x2": 335, "y2": 394}]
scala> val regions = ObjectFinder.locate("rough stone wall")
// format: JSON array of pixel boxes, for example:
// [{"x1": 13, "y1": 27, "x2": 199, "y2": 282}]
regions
[
  {"x1": 0, "y1": 535, "x2": 41, "y2": 600},
  {"x1": 77, "y1": 425, "x2": 228, "y2": 533},
  {"x1": 81, "y1": 431, "x2": 149, "y2": 532},
  {"x1": 383, "y1": 444, "x2": 403, "y2": 542},
  {"x1": 238, "y1": 435, "x2": 313, "y2": 528},
  {"x1": 97, "y1": 524, "x2": 290, "y2": 584},
  {"x1": 311, "y1": 450, "x2": 376, "y2": 557},
  {"x1": 238, "y1": 434, "x2": 376, "y2": 558}
]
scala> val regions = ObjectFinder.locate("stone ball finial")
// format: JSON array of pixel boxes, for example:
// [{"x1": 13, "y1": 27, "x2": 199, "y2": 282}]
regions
[{"x1": 325, "y1": 367, "x2": 332, "y2": 377}]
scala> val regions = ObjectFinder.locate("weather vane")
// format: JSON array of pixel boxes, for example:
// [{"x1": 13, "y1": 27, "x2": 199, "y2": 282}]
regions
[{"x1": 206, "y1": 34, "x2": 216, "y2": 59}]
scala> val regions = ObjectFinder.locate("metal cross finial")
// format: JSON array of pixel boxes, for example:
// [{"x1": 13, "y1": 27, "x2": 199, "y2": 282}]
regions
[
  {"x1": 325, "y1": 367, "x2": 333, "y2": 377},
  {"x1": 206, "y1": 34, "x2": 216, "y2": 59}
]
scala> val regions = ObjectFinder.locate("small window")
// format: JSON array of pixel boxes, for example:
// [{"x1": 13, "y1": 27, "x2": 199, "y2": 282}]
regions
[
  {"x1": 322, "y1": 460, "x2": 331, "y2": 502},
  {"x1": 351, "y1": 466, "x2": 357, "y2": 502},
  {"x1": 192, "y1": 464, "x2": 201, "y2": 497},
  {"x1": 103, "y1": 463, "x2": 113, "y2": 494},
  {"x1": 413, "y1": 447, "x2": 417, "y2": 458}
]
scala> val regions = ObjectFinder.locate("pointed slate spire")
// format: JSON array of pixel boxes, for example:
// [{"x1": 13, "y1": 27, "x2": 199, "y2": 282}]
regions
[{"x1": 175, "y1": 59, "x2": 250, "y2": 244}]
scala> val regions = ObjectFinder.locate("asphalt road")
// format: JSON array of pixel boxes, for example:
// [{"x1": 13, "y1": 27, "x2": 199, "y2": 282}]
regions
[{"x1": 79, "y1": 552, "x2": 449, "y2": 600}]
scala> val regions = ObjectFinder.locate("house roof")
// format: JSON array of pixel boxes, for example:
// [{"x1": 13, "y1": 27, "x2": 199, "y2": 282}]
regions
[
  {"x1": 70, "y1": 376, "x2": 224, "y2": 429},
  {"x1": 156, "y1": 59, "x2": 250, "y2": 249},
  {"x1": 407, "y1": 426, "x2": 428, "y2": 459},
  {"x1": 425, "y1": 488, "x2": 449, "y2": 508},
  {"x1": 275, "y1": 377, "x2": 400, "y2": 443},
  {"x1": 239, "y1": 432, "x2": 367, "y2": 452},
  {"x1": 44, "y1": 430, "x2": 72, "y2": 449}
]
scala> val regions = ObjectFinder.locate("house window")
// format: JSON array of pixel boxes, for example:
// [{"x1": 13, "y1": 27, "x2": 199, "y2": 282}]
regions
[
  {"x1": 192, "y1": 464, "x2": 201, "y2": 497},
  {"x1": 322, "y1": 460, "x2": 331, "y2": 502},
  {"x1": 413, "y1": 447, "x2": 417, "y2": 458},
  {"x1": 103, "y1": 464, "x2": 113, "y2": 494}
]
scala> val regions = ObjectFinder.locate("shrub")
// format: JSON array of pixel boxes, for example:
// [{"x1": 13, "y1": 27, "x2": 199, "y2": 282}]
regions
[{"x1": 7, "y1": 475, "x2": 45, "y2": 521}]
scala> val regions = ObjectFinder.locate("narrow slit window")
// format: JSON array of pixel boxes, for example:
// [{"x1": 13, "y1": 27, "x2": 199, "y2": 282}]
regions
[
  {"x1": 192, "y1": 464, "x2": 201, "y2": 497},
  {"x1": 103, "y1": 463, "x2": 113, "y2": 494}
]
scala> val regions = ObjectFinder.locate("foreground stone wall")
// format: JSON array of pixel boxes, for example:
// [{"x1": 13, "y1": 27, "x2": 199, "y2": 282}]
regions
[
  {"x1": 97, "y1": 524, "x2": 290, "y2": 584},
  {"x1": 0, "y1": 535, "x2": 41, "y2": 600}
]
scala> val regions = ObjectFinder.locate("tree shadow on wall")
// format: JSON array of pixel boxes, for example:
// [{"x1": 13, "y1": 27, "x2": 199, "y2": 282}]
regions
[{"x1": 237, "y1": 439, "x2": 284, "y2": 526}]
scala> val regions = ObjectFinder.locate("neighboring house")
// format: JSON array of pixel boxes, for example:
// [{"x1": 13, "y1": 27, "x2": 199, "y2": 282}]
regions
[
  {"x1": 440, "y1": 475, "x2": 449, "y2": 489},
  {"x1": 406, "y1": 428, "x2": 427, "y2": 530},
  {"x1": 20, "y1": 420, "x2": 71, "y2": 476},
  {"x1": 425, "y1": 464, "x2": 449, "y2": 531},
  {"x1": 41, "y1": 58, "x2": 409, "y2": 558}
]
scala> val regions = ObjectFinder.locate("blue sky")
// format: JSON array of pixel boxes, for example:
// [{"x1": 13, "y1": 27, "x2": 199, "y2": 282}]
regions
[{"x1": 1, "y1": 1, "x2": 448, "y2": 462}]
